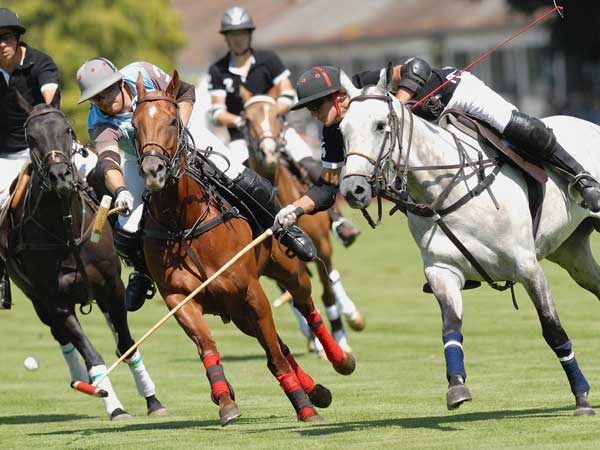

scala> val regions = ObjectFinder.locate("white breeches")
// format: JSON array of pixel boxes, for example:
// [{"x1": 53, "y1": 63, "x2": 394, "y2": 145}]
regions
[
  {"x1": 444, "y1": 71, "x2": 517, "y2": 133},
  {"x1": 283, "y1": 127, "x2": 315, "y2": 162},
  {"x1": 0, "y1": 147, "x2": 97, "y2": 209}
]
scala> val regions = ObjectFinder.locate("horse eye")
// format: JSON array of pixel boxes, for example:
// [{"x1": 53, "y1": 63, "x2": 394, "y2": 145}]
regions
[
  {"x1": 375, "y1": 121, "x2": 386, "y2": 132},
  {"x1": 170, "y1": 118, "x2": 178, "y2": 127}
]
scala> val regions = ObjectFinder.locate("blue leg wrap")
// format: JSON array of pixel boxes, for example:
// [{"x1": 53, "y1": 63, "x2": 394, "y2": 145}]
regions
[
  {"x1": 443, "y1": 331, "x2": 466, "y2": 381},
  {"x1": 553, "y1": 340, "x2": 590, "y2": 395}
]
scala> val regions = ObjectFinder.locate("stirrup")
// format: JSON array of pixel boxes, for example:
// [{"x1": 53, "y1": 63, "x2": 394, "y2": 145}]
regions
[{"x1": 568, "y1": 172, "x2": 600, "y2": 211}]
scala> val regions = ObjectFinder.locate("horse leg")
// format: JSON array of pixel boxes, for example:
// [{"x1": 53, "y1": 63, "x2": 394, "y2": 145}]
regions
[
  {"x1": 278, "y1": 336, "x2": 332, "y2": 408},
  {"x1": 32, "y1": 300, "x2": 89, "y2": 382},
  {"x1": 267, "y1": 261, "x2": 355, "y2": 375},
  {"x1": 329, "y1": 268, "x2": 366, "y2": 331},
  {"x1": 518, "y1": 261, "x2": 595, "y2": 416},
  {"x1": 52, "y1": 306, "x2": 130, "y2": 420},
  {"x1": 165, "y1": 293, "x2": 240, "y2": 426},
  {"x1": 244, "y1": 280, "x2": 322, "y2": 422},
  {"x1": 425, "y1": 266, "x2": 472, "y2": 410},
  {"x1": 547, "y1": 219, "x2": 600, "y2": 299},
  {"x1": 95, "y1": 287, "x2": 166, "y2": 417}
]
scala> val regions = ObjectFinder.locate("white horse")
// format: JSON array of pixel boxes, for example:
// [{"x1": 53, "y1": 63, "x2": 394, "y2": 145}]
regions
[{"x1": 338, "y1": 67, "x2": 600, "y2": 416}]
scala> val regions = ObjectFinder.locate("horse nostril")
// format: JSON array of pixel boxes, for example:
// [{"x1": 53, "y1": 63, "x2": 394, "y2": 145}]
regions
[
  {"x1": 354, "y1": 185, "x2": 365, "y2": 195},
  {"x1": 157, "y1": 163, "x2": 165, "y2": 174}
]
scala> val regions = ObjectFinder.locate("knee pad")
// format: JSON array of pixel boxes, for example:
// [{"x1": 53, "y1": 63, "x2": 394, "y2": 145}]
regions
[{"x1": 504, "y1": 111, "x2": 556, "y2": 158}]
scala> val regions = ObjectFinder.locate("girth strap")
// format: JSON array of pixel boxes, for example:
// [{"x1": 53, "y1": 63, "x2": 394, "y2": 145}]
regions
[{"x1": 140, "y1": 207, "x2": 240, "y2": 240}]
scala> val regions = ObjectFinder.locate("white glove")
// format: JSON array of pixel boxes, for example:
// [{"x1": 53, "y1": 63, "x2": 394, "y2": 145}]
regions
[
  {"x1": 114, "y1": 188, "x2": 134, "y2": 217},
  {"x1": 275, "y1": 204, "x2": 298, "y2": 229},
  {"x1": 233, "y1": 116, "x2": 246, "y2": 129}
]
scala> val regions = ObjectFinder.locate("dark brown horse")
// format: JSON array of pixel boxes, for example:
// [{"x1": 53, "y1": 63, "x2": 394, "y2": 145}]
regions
[
  {"x1": 132, "y1": 71, "x2": 355, "y2": 425},
  {"x1": 6, "y1": 93, "x2": 165, "y2": 420},
  {"x1": 240, "y1": 87, "x2": 365, "y2": 357}
]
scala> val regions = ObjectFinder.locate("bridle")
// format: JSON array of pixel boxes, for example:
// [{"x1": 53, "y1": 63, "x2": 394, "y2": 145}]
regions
[
  {"x1": 24, "y1": 108, "x2": 77, "y2": 192},
  {"x1": 342, "y1": 91, "x2": 413, "y2": 228},
  {"x1": 242, "y1": 95, "x2": 286, "y2": 163},
  {"x1": 134, "y1": 95, "x2": 190, "y2": 181}
]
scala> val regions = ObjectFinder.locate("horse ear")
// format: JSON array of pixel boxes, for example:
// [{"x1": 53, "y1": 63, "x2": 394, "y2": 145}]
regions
[
  {"x1": 239, "y1": 84, "x2": 253, "y2": 103},
  {"x1": 49, "y1": 89, "x2": 61, "y2": 109},
  {"x1": 166, "y1": 70, "x2": 180, "y2": 99},
  {"x1": 339, "y1": 70, "x2": 359, "y2": 100},
  {"x1": 14, "y1": 89, "x2": 33, "y2": 115},
  {"x1": 376, "y1": 62, "x2": 394, "y2": 93},
  {"x1": 136, "y1": 71, "x2": 146, "y2": 98}
]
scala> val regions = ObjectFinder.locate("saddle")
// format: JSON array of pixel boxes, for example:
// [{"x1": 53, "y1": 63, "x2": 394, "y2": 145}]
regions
[{"x1": 438, "y1": 109, "x2": 547, "y2": 239}]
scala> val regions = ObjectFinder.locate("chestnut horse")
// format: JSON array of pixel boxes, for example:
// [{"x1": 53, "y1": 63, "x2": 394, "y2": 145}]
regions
[
  {"x1": 131, "y1": 71, "x2": 355, "y2": 425},
  {"x1": 240, "y1": 87, "x2": 365, "y2": 356},
  {"x1": 7, "y1": 93, "x2": 165, "y2": 420}
]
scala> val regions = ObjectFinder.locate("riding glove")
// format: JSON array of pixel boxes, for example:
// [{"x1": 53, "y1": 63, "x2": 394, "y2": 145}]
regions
[
  {"x1": 115, "y1": 188, "x2": 134, "y2": 216},
  {"x1": 275, "y1": 204, "x2": 298, "y2": 228}
]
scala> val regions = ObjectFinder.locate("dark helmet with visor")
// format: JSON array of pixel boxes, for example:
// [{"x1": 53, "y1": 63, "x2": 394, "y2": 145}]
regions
[
  {"x1": 291, "y1": 66, "x2": 341, "y2": 111},
  {"x1": 0, "y1": 8, "x2": 26, "y2": 35},
  {"x1": 220, "y1": 6, "x2": 255, "y2": 33}
]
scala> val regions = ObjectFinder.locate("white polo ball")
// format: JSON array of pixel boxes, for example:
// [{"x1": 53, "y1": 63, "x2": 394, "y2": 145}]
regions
[{"x1": 24, "y1": 356, "x2": 39, "y2": 371}]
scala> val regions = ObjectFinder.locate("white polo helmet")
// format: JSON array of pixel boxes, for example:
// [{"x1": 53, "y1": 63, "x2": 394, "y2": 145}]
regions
[{"x1": 76, "y1": 58, "x2": 123, "y2": 103}]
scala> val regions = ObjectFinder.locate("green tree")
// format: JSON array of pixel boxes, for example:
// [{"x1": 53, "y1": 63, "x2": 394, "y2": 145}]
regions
[{"x1": 7, "y1": 0, "x2": 186, "y2": 139}]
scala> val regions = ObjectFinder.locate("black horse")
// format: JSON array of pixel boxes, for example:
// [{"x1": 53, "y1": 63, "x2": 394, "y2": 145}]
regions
[{"x1": 5, "y1": 92, "x2": 166, "y2": 420}]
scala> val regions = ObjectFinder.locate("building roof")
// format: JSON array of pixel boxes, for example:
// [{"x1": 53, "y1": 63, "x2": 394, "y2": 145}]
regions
[{"x1": 172, "y1": 0, "x2": 543, "y2": 70}]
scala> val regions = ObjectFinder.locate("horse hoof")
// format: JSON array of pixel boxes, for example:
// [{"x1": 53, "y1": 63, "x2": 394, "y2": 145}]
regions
[
  {"x1": 347, "y1": 311, "x2": 366, "y2": 331},
  {"x1": 148, "y1": 406, "x2": 168, "y2": 417},
  {"x1": 219, "y1": 403, "x2": 241, "y2": 427},
  {"x1": 333, "y1": 352, "x2": 356, "y2": 376},
  {"x1": 317, "y1": 350, "x2": 328, "y2": 361},
  {"x1": 110, "y1": 408, "x2": 133, "y2": 421},
  {"x1": 300, "y1": 411, "x2": 325, "y2": 423},
  {"x1": 308, "y1": 384, "x2": 332, "y2": 408},
  {"x1": 446, "y1": 384, "x2": 472, "y2": 410},
  {"x1": 574, "y1": 407, "x2": 596, "y2": 417}
]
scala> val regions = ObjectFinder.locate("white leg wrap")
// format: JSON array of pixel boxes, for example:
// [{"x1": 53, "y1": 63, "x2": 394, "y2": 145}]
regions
[
  {"x1": 290, "y1": 304, "x2": 311, "y2": 339},
  {"x1": 89, "y1": 364, "x2": 124, "y2": 416},
  {"x1": 333, "y1": 328, "x2": 349, "y2": 348},
  {"x1": 60, "y1": 343, "x2": 88, "y2": 382},
  {"x1": 126, "y1": 350, "x2": 156, "y2": 397},
  {"x1": 325, "y1": 304, "x2": 341, "y2": 321},
  {"x1": 312, "y1": 335, "x2": 324, "y2": 353},
  {"x1": 329, "y1": 270, "x2": 358, "y2": 320}
]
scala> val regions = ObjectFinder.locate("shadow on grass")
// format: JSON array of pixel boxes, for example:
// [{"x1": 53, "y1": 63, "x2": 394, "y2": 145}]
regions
[
  {"x1": 245, "y1": 405, "x2": 577, "y2": 435},
  {"x1": 0, "y1": 414, "x2": 91, "y2": 425}
]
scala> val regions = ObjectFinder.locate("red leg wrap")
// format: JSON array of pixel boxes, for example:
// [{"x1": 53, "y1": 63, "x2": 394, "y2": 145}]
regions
[
  {"x1": 277, "y1": 371, "x2": 315, "y2": 420},
  {"x1": 203, "y1": 353, "x2": 230, "y2": 401},
  {"x1": 307, "y1": 310, "x2": 344, "y2": 365},
  {"x1": 285, "y1": 352, "x2": 316, "y2": 393}
]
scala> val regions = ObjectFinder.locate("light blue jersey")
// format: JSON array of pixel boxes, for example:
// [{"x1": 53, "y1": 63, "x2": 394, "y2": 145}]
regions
[{"x1": 87, "y1": 62, "x2": 165, "y2": 155}]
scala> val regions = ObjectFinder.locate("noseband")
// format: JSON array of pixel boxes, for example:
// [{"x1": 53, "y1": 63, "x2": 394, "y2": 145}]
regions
[{"x1": 135, "y1": 95, "x2": 189, "y2": 180}]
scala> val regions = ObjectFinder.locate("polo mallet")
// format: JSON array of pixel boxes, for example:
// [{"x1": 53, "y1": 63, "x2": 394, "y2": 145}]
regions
[
  {"x1": 91, "y1": 195, "x2": 126, "y2": 243},
  {"x1": 273, "y1": 290, "x2": 293, "y2": 308},
  {"x1": 71, "y1": 207, "x2": 304, "y2": 397}
]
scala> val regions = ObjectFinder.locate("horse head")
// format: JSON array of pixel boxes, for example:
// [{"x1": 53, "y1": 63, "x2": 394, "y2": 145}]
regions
[
  {"x1": 16, "y1": 90, "x2": 76, "y2": 199},
  {"x1": 240, "y1": 84, "x2": 282, "y2": 178},
  {"x1": 132, "y1": 70, "x2": 183, "y2": 191},
  {"x1": 339, "y1": 65, "x2": 405, "y2": 209}
]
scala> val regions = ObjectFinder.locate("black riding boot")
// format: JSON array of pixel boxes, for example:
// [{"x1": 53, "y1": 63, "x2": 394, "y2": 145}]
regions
[
  {"x1": 231, "y1": 168, "x2": 317, "y2": 262},
  {"x1": 0, "y1": 260, "x2": 12, "y2": 310},
  {"x1": 504, "y1": 111, "x2": 600, "y2": 212},
  {"x1": 298, "y1": 157, "x2": 361, "y2": 247},
  {"x1": 113, "y1": 228, "x2": 157, "y2": 312}
]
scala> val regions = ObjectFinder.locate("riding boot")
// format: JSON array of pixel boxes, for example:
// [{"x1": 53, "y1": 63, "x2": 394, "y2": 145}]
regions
[
  {"x1": 298, "y1": 157, "x2": 361, "y2": 247},
  {"x1": 504, "y1": 111, "x2": 600, "y2": 212},
  {"x1": 0, "y1": 260, "x2": 12, "y2": 310},
  {"x1": 230, "y1": 168, "x2": 317, "y2": 262},
  {"x1": 113, "y1": 228, "x2": 157, "y2": 312}
]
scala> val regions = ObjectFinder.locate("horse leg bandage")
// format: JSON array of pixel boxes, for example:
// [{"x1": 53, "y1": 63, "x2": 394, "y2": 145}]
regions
[
  {"x1": 125, "y1": 350, "x2": 156, "y2": 398},
  {"x1": 443, "y1": 332, "x2": 466, "y2": 381},
  {"x1": 89, "y1": 365, "x2": 125, "y2": 416},
  {"x1": 280, "y1": 343, "x2": 315, "y2": 394},
  {"x1": 307, "y1": 310, "x2": 344, "y2": 365},
  {"x1": 203, "y1": 353, "x2": 233, "y2": 404},
  {"x1": 276, "y1": 371, "x2": 316, "y2": 420},
  {"x1": 60, "y1": 343, "x2": 88, "y2": 383},
  {"x1": 553, "y1": 340, "x2": 590, "y2": 395},
  {"x1": 329, "y1": 270, "x2": 359, "y2": 320}
]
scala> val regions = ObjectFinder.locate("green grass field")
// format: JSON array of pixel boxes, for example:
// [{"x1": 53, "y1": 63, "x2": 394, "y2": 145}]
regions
[{"x1": 2, "y1": 206, "x2": 600, "y2": 450}]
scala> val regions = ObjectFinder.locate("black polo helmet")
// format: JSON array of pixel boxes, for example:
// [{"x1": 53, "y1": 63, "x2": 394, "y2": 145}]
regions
[
  {"x1": 0, "y1": 8, "x2": 26, "y2": 35},
  {"x1": 291, "y1": 66, "x2": 341, "y2": 111},
  {"x1": 220, "y1": 6, "x2": 255, "y2": 33}
]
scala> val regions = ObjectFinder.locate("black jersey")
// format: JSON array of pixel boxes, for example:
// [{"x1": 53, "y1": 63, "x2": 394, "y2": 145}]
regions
[
  {"x1": 208, "y1": 49, "x2": 290, "y2": 141},
  {"x1": 0, "y1": 43, "x2": 59, "y2": 153},
  {"x1": 320, "y1": 66, "x2": 460, "y2": 169}
]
